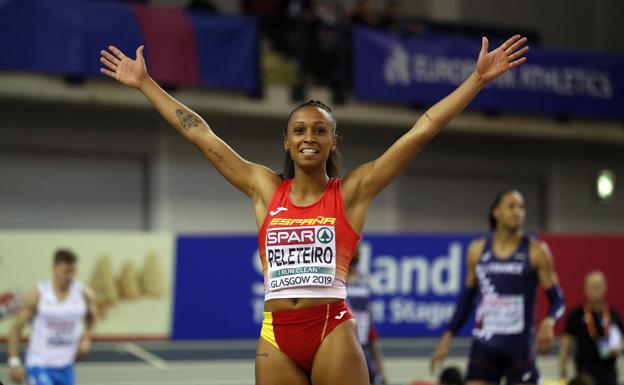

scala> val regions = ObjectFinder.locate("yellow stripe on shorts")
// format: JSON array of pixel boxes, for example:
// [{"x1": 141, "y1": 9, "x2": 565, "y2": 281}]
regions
[{"x1": 260, "y1": 311, "x2": 279, "y2": 350}]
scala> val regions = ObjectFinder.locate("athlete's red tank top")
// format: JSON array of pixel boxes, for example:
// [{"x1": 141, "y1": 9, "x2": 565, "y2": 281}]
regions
[{"x1": 258, "y1": 178, "x2": 360, "y2": 301}]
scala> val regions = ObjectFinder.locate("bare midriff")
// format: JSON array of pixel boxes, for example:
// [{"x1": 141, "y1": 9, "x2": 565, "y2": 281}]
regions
[{"x1": 264, "y1": 297, "x2": 341, "y2": 312}]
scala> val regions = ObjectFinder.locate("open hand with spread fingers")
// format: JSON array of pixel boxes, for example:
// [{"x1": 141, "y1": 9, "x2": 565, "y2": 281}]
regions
[
  {"x1": 475, "y1": 35, "x2": 528, "y2": 83},
  {"x1": 100, "y1": 45, "x2": 148, "y2": 89}
]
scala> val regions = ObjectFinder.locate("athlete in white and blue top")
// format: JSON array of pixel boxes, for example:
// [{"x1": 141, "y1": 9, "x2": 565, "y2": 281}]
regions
[
  {"x1": 431, "y1": 190, "x2": 565, "y2": 385},
  {"x1": 8, "y1": 249, "x2": 97, "y2": 385}
]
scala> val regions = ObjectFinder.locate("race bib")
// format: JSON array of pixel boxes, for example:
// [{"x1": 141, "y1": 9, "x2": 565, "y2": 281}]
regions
[
  {"x1": 45, "y1": 318, "x2": 76, "y2": 346},
  {"x1": 478, "y1": 294, "x2": 525, "y2": 334},
  {"x1": 265, "y1": 226, "x2": 336, "y2": 291}
]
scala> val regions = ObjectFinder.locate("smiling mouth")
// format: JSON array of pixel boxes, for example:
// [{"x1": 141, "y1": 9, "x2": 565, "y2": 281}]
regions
[{"x1": 299, "y1": 148, "x2": 319, "y2": 154}]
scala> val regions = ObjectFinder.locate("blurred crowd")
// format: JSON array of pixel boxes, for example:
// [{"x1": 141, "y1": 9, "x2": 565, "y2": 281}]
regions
[
  {"x1": 241, "y1": 0, "x2": 538, "y2": 104},
  {"x1": 241, "y1": 0, "x2": 540, "y2": 105},
  {"x1": 79, "y1": 0, "x2": 539, "y2": 104}
]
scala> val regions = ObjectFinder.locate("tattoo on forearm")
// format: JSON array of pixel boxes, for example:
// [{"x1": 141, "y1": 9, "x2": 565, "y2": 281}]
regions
[
  {"x1": 424, "y1": 112, "x2": 433, "y2": 122},
  {"x1": 208, "y1": 148, "x2": 237, "y2": 175},
  {"x1": 175, "y1": 109, "x2": 202, "y2": 130}
]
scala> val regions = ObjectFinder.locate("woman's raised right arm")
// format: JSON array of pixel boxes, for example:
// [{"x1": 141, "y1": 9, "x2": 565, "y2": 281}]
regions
[{"x1": 100, "y1": 45, "x2": 279, "y2": 199}]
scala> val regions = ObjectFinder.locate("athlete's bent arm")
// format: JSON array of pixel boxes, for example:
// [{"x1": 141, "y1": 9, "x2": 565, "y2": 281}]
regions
[
  {"x1": 369, "y1": 340, "x2": 386, "y2": 384},
  {"x1": 558, "y1": 334, "x2": 573, "y2": 379},
  {"x1": 532, "y1": 240, "x2": 565, "y2": 353},
  {"x1": 7, "y1": 288, "x2": 39, "y2": 384},
  {"x1": 99, "y1": 46, "x2": 279, "y2": 203},
  {"x1": 430, "y1": 239, "x2": 483, "y2": 373},
  {"x1": 368, "y1": 326, "x2": 387, "y2": 384},
  {"x1": 343, "y1": 36, "x2": 528, "y2": 215},
  {"x1": 77, "y1": 287, "x2": 98, "y2": 359}
]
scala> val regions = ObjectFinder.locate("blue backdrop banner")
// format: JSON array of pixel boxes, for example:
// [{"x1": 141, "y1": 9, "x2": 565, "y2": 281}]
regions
[
  {"x1": 0, "y1": 0, "x2": 258, "y2": 92},
  {"x1": 172, "y1": 234, "x2": 478, "y2": 339},
  {"x1": 354, "y1": 27, "x2": 624, "y2": 119}
]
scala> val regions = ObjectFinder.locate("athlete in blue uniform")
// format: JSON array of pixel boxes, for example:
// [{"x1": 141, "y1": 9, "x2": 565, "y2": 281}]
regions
[
  {"x1": 347, "y1": 248, "x2": 387, "y2": 385},
  {"x1": 430, "y1": 190, "x2": 565, "y2": 385}
]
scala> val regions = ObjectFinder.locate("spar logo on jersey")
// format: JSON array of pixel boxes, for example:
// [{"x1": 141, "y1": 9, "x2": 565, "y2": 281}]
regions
[
  {"x1": 317, "y1": 227, "x2": 334, "y2": 244},
  {"x1": 269, "y1": 216, "x2": 336, "y2": 226},
  {"x1": 267, "y1": 228, "x2": 316, "y2": 246}
]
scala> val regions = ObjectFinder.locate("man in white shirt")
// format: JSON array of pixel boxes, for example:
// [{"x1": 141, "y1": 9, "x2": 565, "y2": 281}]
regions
[{"x1": 7, "y1": 249, "x2": 97, "y2": 385}]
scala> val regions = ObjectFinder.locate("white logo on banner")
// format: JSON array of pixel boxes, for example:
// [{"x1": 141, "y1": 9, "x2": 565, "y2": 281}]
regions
[
  {"x1": 384, "y1": 44, "x2": 410, "y2": 86},
  {"x1": 380, "y1": 41, "x2": 613, "y2": 99}
]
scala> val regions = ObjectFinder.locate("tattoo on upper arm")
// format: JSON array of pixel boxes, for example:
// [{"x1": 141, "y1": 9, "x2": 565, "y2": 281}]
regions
[
  {"x1": 208, "y1": 148, "x2": 237, "y2": 175},
  {"x1": 424, "y1": 112, "x2": 433, "y2": 122},
  {"x1": 175, "y1": 109, "x2": 203, "y2": 131}
]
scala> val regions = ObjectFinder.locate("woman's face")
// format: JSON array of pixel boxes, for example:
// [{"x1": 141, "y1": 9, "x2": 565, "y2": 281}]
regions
[
  {"x1": 284, "y1": 106, "x2": 336, "y2": 171},
  {"x1": 493, "y1": 191, "x2": 526, "y2": 231}
]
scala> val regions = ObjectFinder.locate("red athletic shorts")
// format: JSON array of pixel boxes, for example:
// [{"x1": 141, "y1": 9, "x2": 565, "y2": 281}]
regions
[{"x1": 260, "y1": 300, "x2": 353, "y2": 371}]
